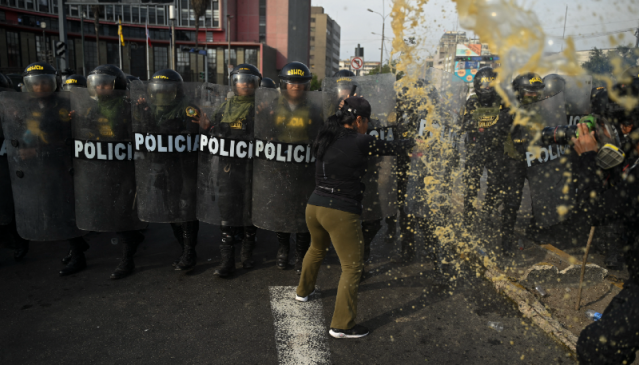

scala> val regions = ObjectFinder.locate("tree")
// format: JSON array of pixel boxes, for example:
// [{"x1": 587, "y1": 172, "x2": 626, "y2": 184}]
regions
[
  {"x1": 310, "y1": 74, "x2": 322, "y2": 91},
  {"x1": 92, "y1": 5, "x2": 102, "y2": 64},
  {"x1": 582, "y1": 46, "x2": 639, "y2": 86},
  {"x1": 366, "y1": 60, "x2": 404, "y2": 80},
  {"x1": 190, "y1": 0, "x2": 208, "y2": 80}
]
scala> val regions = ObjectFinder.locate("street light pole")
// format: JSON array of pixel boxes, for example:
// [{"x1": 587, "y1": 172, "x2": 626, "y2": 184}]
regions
[
  {"x1": 169, "y1": 5, "x2": 176, "y2": 70},
  {"x1": 227, "y1": 15, "x2": 233, "y2": 84},
  {"x1": 368, "y1": 2, "x2": 388, "y2": 73},
  {"x1": 80, "y1": 11, "x2": 86, "y2": 76},
  {"x1": 40, "y1": 21, "x2": 47, "y2": 63}
]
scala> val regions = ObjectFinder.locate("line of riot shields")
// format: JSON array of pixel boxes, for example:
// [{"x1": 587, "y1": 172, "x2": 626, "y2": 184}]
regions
[
  {"x1": 0, "y1": 74, "x2": 400, "y2": 241},
  {"x1": 0, "y1": 68, "x2": 611, "y2": 278}
]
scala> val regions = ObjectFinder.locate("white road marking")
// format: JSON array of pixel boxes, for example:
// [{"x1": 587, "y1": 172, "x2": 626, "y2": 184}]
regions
[{"x1": 269, "y1": 286, "x2": 331, "y2": 365}]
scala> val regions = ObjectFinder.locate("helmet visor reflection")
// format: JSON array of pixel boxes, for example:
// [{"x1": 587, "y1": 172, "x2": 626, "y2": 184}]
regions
[
  {"x1": 232, "y1": 74, "x2": 261, "y2": 96},
  {"x1": 147, "y1": 81, "x2": 178, "y2": 106},
  {"x1": 87, "y1": 74, "x2": 117, "y2": 100},
  {"x1": 23, "y1": 74, "x2": 57, "y2": 93}
]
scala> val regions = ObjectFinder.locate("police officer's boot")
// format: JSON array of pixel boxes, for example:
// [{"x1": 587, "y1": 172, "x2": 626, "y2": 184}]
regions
[
  {"x1": 170, "y1": 223, "x2": 185, "y2": 267},
  {"x1": 384, "y1": 215, "x2": 397, "y2": 246},
  {"x1": 241, "y1": 226, "x2": 257, "y2": 269},
  {"x1": 294, "y1": 233, "x2": 311, "y2": 275},
  {"x1": 12, "y1": 234, "x2": 29, "y2": 262},
  {"x1": 60, "y1": 237, "x2": 89, "y2": 276},
  {"x1": 276, "y1": 232, "x2": 290, "y2": 270},
  {"x1": 214, "y1": 227, "x2": 236, "y2": 277},
  {"x1": 362, "y1": 219, "x2": 382, "y2": 263},
  {"x1": 110, "y1": 231, "x2": 145, "y2": 280},
  {"x1": 176, "y1": 221, "x2": 199, "y2": 271}
]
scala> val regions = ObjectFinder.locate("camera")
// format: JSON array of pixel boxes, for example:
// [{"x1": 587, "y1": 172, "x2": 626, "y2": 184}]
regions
[{"x1": 540, "y1": 118, "x2": 596, "y2": 145}]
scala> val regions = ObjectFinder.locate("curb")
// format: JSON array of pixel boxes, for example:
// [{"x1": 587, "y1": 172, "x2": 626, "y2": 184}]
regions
[{"x1": 477, "y1": 243, "x2": 626, "y2": 354}]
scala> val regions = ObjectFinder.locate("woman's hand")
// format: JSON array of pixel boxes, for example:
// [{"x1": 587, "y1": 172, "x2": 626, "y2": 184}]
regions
[{"x1": 572, "y1": 123, "x2": 598, "y2": 156}]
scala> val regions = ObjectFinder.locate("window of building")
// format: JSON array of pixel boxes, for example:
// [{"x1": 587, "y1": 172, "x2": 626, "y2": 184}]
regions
[
  {"x1": 115, "y1": 5, "x2": 122, "y2": 23},
  {"x1": 6, "y1": 31, "x2": 21, "y2": 68},
  {"x1": 39, "y1": 0, "x2": 49, "y2": 13},
  {"x1": 66, "y1": 38, "x2": 75, "y2": 71},
  {"x1": 149, "y1": 6, "x2": 156, "y2": 24},
  {"x1": 157, "y1": 7, "x2": 165, "y2": 25},
  {"x1": 310, "y1": 27, "x2": 315, "y2": 33},
  {"x1": 310, "y1": 46, "x2": 314, "y2": 51},
  {"x1": 36, "y1": 35, "x2": 50, "y2": 62},
  {"x1": 17, "y1": 0, "x2": 24, "y2": 9},
  {"x1": 154, "y1": 46, "x2": 168, "y2": 73},
  {"x1": 311, "y1": 36, "x2": 314, "y2": 41},
  {"x1": 180, "y1": 0, "x2": 188, "y2": 26},
  {"x1": 311, "y1": 17, "x2": 315, "y2": 23},
  {"x1": 69, "y1": 5, "x2": 78, "y2": 17},
  {"x1": 245, "y1": 48, "x2": 258, "y2": 67},
  {"x1": 207, "y1": 48, "x2": 216, "y2": 83},
  {"x1": 123, "y1": 5, "x2": 131, "y2": 23},
  {"x1": 84, "y1": 41, "x2": 98, "y2": 72},
  {"x1": 0, "y1": 11, "x2": 5, "y2": 21},
  {"x1": 131, "y1": 6, "x2": 139, "y2": 23},
  {"x1": 25, "y1": 0, "x2": 33, "y2": 10},
  {"x1": 177, "y1": 48, "x2": 190, "y2": 79},
  {"x1": 140, "y1": 6, "x2": 147, "y2": 24},
  {"x1": 106, "y1": 43, "x2": 119, "y2": 66},
  {"x1": 206, "y1": 32, "x2": 213, "y2": 42},
  {"x1": 105, "y1": 5, "x2": 114, "y2": 21}
]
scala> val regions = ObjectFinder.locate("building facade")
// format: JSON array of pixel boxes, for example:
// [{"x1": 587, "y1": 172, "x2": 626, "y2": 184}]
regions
[
  {"x1": 0, "y1": 0, "x2": 310, "y2": 83},
  {"x1": 338, "y1": 59, "x2": 380, "y2": 75},
  {"x1": 309, "y1": 6, "x2": 339, "y2": 80}
]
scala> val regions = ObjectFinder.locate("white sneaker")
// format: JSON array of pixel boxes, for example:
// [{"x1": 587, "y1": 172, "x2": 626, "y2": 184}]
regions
[
  {"x1": 329, "y1": 325, "x2": 370, "y2": 339},
  {"x1": 295, "y1": 290, "x2": 315, "y2": 302}
]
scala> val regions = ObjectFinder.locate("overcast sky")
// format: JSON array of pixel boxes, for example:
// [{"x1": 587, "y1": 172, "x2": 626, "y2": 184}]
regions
[{"x1": 310, "y1": 0, "x2": 639, "y2": 61}]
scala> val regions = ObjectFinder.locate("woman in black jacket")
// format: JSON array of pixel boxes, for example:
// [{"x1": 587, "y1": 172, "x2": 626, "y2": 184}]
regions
[{"x1": 295, "y1": 96, "x2": 413, "y2": 339}]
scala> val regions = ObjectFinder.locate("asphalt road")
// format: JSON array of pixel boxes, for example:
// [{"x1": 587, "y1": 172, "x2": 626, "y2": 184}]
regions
[{"x1": 0, "y1": 222, "x2": 573, "y2": 364}]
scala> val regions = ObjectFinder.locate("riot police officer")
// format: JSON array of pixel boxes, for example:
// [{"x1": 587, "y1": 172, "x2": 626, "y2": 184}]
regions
[
  {"x1": 131, "y1": 69, "x2": 200, "y2": 271},
  {"x1": 461, "y1": 66, "x2": 504, "y2": 227},
  {"x1": 1, "y1": 62, "x2": 88, "y2": 275},
  {"x1": 253, "y1": 61, "x2": 321, "y2": 274},
  {"x1": 61, "y1": 74, "x2": 87, "y2": 91},
  {"x1": 498, "y1": 72, "x2": 545, "y2": 256},
  {"x1": 71, "y1": 64, "x2": 146, "y2": 279},
  {"x1": 0, "y1": 72, "x2": 29, "y2": 261},
  {"x1": 201, "y1": 64, "x2": 261, "y2": 277}
]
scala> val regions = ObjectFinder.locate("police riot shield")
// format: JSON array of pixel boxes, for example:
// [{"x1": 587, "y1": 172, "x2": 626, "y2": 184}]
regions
[
  {"x1": 0, "y1": 88, "x2": 16, "y2": 224},
  {"x1": 197, "y1": 83, "x2": 254, "y2": 226},
  {"x1": 523, "y1": 89, "x2": 571, "y2": 227},
  {"x1": 322, "y1": 73, "x2": 398, "y2": 221},
  {"x1": 0, "y1": 92, "x2": 84, "y2": 241},
  {"x1": 252, "y1": 89, "x2": 323, "y2": 233},
  {"x1": 563, "y1": 75, "x2": 592, "y2": 123},
  {"x1": 70, "y1": 88, "x2": 146, "y2": 232},
  {"x1": 406, "y1": 69, "x2": 467, "y2": 220},
  {"x1": 130, "y1": 82, "x2": 202, "y2": 223}
]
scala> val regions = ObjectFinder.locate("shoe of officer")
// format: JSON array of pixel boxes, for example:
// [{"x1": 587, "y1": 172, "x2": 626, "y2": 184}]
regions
[
  {"x1": 240, "y1": 227, "x2": 257, "y2": 270},
  {"x1": 110, "y1": 232, "x2": 145, "y2": 280},
  {"x1": 276, "y1": 232, "x2": 290, "y2": 270},
  {"x1": 329, "y1": 325, "x2": 370, "y2": 339},
  {"x1": 170, "y1": 223, "x2": 185, "y2": 267},
  {"x1": 60, "y1": 237, "x2": 89, "y2": 276},
  {"x1": 13, "y1": 236, "x2": 29, "y2": 262},
  {"x1": 294, "y1": 234, "x2": 311, "y2": 275},
  {"x1": 214, "y1": 228, "x2": 236, "y2": 277},
  {"x1": 175, "y1": 221, "x2": 199, "y2": 271}
]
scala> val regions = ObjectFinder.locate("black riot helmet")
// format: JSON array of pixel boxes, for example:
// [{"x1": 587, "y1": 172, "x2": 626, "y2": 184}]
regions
[
  {"x1": 0, "y1": 72, "x2": 14, "y2": 90},
  {"x1": 88, "y1": 64, "x2": 127, "y2": 101},
  {"x1": 512, "y1": 72, "x2": 545, "y2": 103},
  {"x1": 147, "y1": 69, "x2": 184, "y2": 107},
  {"x1": 278, "y1": 61, "x2": 313, "y2": 91},
  {"x1": 473, "y1": 67, "x2": 498, "y2": 104},
  {"x1": 260, "y1": 77, "x2": 277, "y2": 89},
  {"x1": 62, "y1": 74, "x2": 87, "y2": 91},
  {"x1": 22, "y1": 62, "x2": 60, "y2": 93},
  {"x1": 333, "y1": 69, "x2": 355, "y2": 78},
  {"x1": 542, "y1": 74, "x2": 565, "y2": 98},
  {"x1": 230, "y1": 63, "x2": 262, "y2": 96}
]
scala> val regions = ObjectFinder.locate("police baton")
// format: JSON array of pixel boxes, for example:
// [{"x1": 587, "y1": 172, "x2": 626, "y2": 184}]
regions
[{"x1": 575, "y1": 226, "x2": 596, "y2": 310}]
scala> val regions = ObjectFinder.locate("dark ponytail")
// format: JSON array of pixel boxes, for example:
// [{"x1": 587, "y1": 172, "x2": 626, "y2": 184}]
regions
[{"x1": 312, "y1": 107, "x2": 358, "y2": 161}]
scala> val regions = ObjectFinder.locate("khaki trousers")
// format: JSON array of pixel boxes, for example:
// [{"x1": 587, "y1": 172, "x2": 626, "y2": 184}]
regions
[{"x1": 296, "y1": 204, "x2": 364, "y2": 330}]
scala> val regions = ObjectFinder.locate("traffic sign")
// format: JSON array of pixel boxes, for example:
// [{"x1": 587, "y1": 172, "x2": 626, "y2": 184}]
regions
[
  {"x1": 351, "y1": 57, "x2": 364, "y2": 70},
  {"x1": 55, "y1": 41, "x2": 66, "y2": 57}
]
